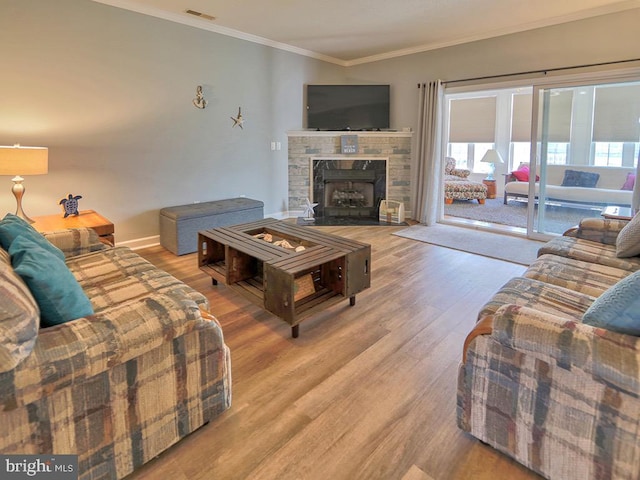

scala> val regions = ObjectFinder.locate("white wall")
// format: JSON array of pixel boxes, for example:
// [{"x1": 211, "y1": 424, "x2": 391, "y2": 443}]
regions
[{"x1": 0, "y1": 0, "x2": 345, "y2": 244}]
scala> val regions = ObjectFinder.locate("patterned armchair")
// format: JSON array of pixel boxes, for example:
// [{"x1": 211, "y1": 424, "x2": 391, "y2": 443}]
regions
[
  {"x1": 444, "y1": 157, "x2": 487, "y2": 204},
  {"x1": 444, "y1": 157, "x2": 471, "y2": 181}
]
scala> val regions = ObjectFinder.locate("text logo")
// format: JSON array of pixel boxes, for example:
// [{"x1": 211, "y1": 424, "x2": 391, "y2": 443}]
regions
[{"x1": 1, "y1": 455, "x2": 78, "y2": 480}]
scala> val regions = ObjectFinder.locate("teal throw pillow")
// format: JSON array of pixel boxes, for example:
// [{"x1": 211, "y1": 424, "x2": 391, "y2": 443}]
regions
[
  {"x1": 9, "y1": 235, "x2": 94, "y2": 327},
  {"x1": 0, "y1": 213, "x2": 65, "y2": 261},
  {"x1": 583, "y1": 271, "x2": 640, "y2": 335}
]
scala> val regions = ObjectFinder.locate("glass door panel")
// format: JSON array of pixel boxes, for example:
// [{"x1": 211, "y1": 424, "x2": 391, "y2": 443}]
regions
[{"x1": 531, "y1": 81, "x2": 640, "y2": 239}]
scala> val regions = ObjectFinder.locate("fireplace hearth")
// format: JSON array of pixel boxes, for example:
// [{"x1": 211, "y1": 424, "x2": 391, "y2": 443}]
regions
[{"x1": 312, "y1": 159, "x2": 386, "y2": 220}]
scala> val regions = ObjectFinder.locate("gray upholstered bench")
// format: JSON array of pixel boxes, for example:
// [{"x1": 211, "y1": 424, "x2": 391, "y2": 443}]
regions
[{"x1": 160, "y1": 198, "x2": 264, "y2": 255}]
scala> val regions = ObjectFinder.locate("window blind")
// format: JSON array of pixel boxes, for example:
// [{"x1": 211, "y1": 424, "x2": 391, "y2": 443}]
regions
[
  {"x1": 511, "y1": 93, "x2": 532, "y2": 142},
  {"x1": 449, "y1": 96, "x2": 496, "y2": 143},
  {"x1": 538, "y1": 90, "x2": 573, "y2": 143},
  {"x1": 592, "y1": 83, "x2": 640, "y2": 142}
]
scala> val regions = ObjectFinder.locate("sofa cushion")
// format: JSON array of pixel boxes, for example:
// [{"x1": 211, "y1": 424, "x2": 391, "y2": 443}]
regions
[
  {"x1": 621, "y1": 172, "x2": 636, "y2": 191},
  {"x1": 616, "y1": 214, "x2": 640, "y2": 258},
  {"x1": 583, "y1": 271, "x2": 640, "y2": 335},
  {"x1": 525, "y1": 253, "x2": 630, "y2": 298},
  {"x1": 0, "y1": 251, "x2": 39, "y2": 373},
  {"x1": 0, "y1": 213, "x2": 65, "y2": 261},
  {"x1": 560, "y1": 169, "x2": 600, "y2": 188},
  {"x1": 539, "y1": 236, "x2": 640, "y2": 272},
  {"x1": 9, "y1": 235, "x2": 94, "y2": 327},
  {"x1": 510, "y1": 165, "x2": 539, "y2": 182}
]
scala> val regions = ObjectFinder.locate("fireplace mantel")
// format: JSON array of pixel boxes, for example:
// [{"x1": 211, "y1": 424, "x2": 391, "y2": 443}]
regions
[
  {"x1": 288, "y1": 131, "x2": 412, "y2": 219},
  {"x1": 287, "y1": 130, "x2": 412, "y2": 138}
]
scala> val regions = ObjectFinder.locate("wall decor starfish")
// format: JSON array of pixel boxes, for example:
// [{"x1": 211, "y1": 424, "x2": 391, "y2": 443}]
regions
[{"x1": 230, "y1": 107, "x2": 244, "y2": 129}]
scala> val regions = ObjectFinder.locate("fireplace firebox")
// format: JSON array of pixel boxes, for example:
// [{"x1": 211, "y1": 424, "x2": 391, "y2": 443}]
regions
[{"x1": 312, "y1": 159, "x2": 386, "y2": 220}]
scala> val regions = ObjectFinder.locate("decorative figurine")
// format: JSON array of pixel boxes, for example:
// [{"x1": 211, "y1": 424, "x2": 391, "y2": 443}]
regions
[
  {"x1": 230, "y1": 107, "x2": 244, "y2": 129},
  {"x1": 302, "y1": 198, "x2": 318, "y2": 220},
  {"x1": 193, "y1": 85, "x2": 207, "y2": 109},
  {"x1": 59, "y1": 194, "x2": 82, "y2": 217}
]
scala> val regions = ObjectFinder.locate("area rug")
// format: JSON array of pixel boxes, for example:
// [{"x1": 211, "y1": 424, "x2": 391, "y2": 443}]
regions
[
  {"x1": 394, "y1": 223, "x2": 544, "y2": 265},
  {"x1": 444, "y1": 198, "x2": 602, "y2": 234}
]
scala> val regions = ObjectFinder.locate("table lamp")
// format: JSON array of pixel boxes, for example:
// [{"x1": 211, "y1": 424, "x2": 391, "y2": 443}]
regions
[
  {"x1": 480, "y1": 149, "x2": 504, "y2": 181},
  {"x1": 0, "y1": 144, "x2": 49, "y2": 223}
]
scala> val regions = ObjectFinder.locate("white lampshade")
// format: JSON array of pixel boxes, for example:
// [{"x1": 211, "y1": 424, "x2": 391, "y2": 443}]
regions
[
  {"x1": 0, "y1": 144, "x2": 48, "y2": 223},
  {"x1": 0, "y1": 145, "x2": 49, "y2": 176},
  {"x1": 480, "y1": 149, "x2": 504, "y2": 165}
]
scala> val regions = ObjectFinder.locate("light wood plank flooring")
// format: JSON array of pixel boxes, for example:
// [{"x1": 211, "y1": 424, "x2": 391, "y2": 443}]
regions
[{"x1": 128, "y1": 225, "x2": 541, "y2": 480}]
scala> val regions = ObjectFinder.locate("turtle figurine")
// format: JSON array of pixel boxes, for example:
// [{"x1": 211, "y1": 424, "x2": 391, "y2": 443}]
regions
[{"x1": 59, "y1": 194, "x2": 82, "y2": 218}]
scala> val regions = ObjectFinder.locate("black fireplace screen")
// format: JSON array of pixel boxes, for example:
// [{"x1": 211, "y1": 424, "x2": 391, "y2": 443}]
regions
[{"x1": 312, "y1": 160, "x2": 386, "y2": 218}]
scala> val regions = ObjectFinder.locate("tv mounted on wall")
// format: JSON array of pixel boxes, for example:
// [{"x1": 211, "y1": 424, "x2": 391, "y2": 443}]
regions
[{"x1": 306, "y1": 84, "x2": 390, "y2": 131}]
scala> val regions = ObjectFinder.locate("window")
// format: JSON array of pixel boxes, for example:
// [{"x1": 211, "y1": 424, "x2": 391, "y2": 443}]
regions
[
  {"x1": 593, "y1": 142, "x2": 623, "y2": 166},
  {"x1": 447, "y1": 143, "x2": 494, "y2": 172},
  {"x1": 545, "y1": 143, "x2": 569, "y2": 165},
  {"x1": 510, "y1": 142, "x2": 531, "y2": 169},
  {"x1": 593, "y1": 142, "x2": 639, "y2": 167},
  {"x1": 448, "y1": 143, "x2": 469, "y2": 169}
]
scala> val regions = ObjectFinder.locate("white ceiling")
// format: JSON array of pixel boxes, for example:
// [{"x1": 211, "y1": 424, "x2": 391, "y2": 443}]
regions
[{"x1": 94, "y1": 0, "x2": 640, "y2": 66}]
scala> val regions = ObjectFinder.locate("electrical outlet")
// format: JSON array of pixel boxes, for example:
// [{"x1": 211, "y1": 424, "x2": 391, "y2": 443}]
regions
[
  {"x1": 276, "y1": 142, "x2": 281, "y2": 150},
  {"x1": 270, "y1": 142, "x2": 276, "y2": 151}
]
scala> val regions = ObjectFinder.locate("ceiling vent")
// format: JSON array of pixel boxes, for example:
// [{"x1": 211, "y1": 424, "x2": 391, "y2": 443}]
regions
[{"x1": 184, "y1": 9, "x2": 215, "y2": 21}]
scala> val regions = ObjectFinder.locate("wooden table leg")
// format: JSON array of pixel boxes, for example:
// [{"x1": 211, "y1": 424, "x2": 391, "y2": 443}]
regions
[
  {"x1": 292, "y1": 325, "x2": 299, "y2": 338},
  {"x1": 350, "y1": 295, "x2": 356, "y2": 306}
]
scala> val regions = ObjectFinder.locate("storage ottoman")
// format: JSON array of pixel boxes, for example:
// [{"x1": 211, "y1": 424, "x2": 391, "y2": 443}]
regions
[{"x1": 160, "y1": 198, "x2": 264, "y2": 255}]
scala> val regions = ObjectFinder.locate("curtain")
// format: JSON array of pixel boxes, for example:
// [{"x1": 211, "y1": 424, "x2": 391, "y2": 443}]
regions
[
  {"x1": 412, "y1": 80, "x2": 443, "y2": 225},
  {"x1": 633, "y1": 149, "x2": 640, "y2": 213}
]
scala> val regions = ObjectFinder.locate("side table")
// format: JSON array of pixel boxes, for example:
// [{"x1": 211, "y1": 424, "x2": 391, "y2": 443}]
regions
[
  {"x1": 32, "y1": 210, "x2": 115, "y2": 245},
  {"x1": 482, "y1": 179, "x2": 497, "y2": 199},
  {"x1": 601, "y1": 206, "x2": 634, "y2": 221}
]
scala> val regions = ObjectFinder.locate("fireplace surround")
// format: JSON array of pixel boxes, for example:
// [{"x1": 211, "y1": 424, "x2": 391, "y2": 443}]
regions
[{"x1": 288, "y1": 131, "x2": 412, "y2": 221}]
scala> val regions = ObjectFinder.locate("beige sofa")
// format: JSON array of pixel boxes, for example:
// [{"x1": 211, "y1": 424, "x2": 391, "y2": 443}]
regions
[
  {"x1": 458, "y1": 217, "x2": 640, "y2": 480},
  {"x1": 0, "y1": 222, "x2": 231, "y2": 480},
  {"x1": 504, "y1": 165, "x2": 634, "y2": 207}
]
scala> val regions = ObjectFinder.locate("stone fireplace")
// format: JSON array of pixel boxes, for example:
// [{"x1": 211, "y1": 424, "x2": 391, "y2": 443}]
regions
[{"x1": 288, "y1": 131, "x2": 412, "y2": 221}]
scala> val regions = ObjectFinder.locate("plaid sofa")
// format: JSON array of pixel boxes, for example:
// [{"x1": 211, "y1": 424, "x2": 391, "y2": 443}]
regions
[
  {"x1": 0, "y1": 227, "x2": 231, "y2": 479},
  {"x1": 457, "y1": 218, "x2": 640, "y2": 480}
]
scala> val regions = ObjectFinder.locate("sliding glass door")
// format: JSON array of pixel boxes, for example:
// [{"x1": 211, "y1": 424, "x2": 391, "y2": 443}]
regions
[
  {"x1": 442, "y1": 74, "x2": 640, "y2": 238},
  {"x1": 531, "y1": 80, "x2": 640, "y2": 239}
]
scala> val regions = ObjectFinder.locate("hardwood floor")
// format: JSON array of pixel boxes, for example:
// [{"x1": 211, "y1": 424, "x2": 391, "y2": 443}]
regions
[{"x1": 128, "y1": 225, "x2": 541, "y2": 480}]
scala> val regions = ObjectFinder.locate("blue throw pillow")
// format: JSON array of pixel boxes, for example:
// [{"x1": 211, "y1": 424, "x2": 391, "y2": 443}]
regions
[
  {"x1": 583, "y1": 271, "x2": 640, "y2": 335},
  {"x1": 560, "y1": 169, "x2": 600, "y2": 188},
  {"x1": 9, "y1": 235, "x2": 94, "y2": 327},
  {"x1": 0, "y1": 213, "x2": 65, "y2": 261}
]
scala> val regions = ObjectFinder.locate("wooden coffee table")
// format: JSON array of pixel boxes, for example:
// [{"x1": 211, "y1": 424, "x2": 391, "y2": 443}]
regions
[{"x1": 198, "y1": 218, "x2": 371, "y2": 337}]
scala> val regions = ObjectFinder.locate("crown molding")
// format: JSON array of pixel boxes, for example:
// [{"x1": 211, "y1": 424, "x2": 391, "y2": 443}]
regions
[
  {"x1": 345, "y1": 1, "x2": 640, "y2": 66},
  {"x1": 92, "y1": 0, "x2": 640, "y2": 67},
  {"x1": 91, "y1": 0, "x2": 348, "y2": 66}
]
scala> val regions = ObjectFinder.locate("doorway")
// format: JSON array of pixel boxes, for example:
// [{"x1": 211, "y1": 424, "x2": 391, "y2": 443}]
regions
[{"x1": 441, "y1": 74, "x2": 640, "y2": 239}]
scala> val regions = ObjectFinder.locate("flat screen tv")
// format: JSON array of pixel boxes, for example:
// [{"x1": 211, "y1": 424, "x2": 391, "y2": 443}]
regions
[{"x1": 306, "y1": 84, "x2": 390, "y2": 131}]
